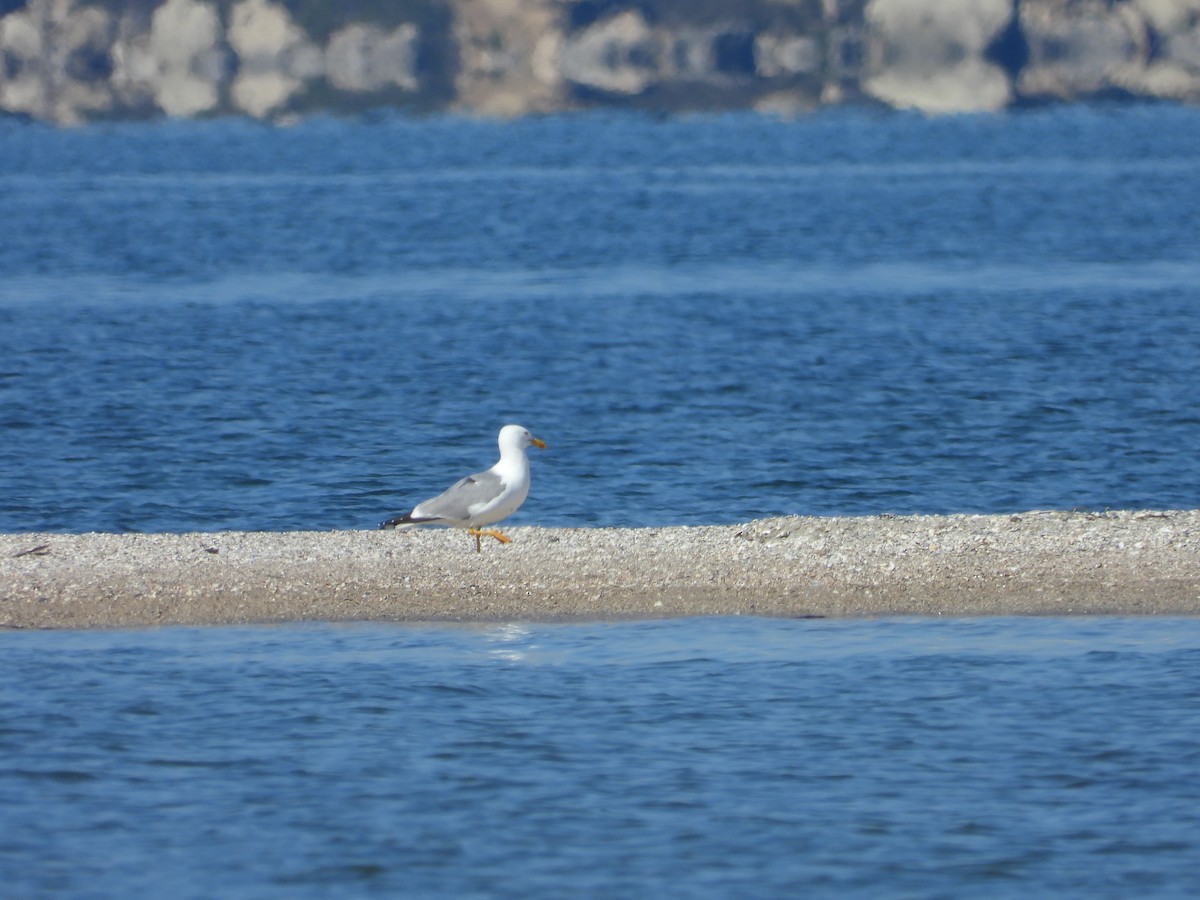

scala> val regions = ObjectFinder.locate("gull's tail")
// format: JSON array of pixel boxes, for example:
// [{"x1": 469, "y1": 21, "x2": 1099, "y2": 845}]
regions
[{"x1": 379, "y1": 513, "x2": 416, "y2": 530}]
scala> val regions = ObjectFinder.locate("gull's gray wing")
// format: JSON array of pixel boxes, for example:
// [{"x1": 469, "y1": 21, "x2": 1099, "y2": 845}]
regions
[{"x1": 411, "y1": 470, "x2": 505, "y2": 523}]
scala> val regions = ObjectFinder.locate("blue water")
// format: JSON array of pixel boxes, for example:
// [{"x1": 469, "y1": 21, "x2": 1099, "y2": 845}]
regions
[
  {"x1": 3, "y1": 617, "x2": 1200, "y2": 897},
  {"x1": 3, "y1": 108, "x2": 1200, "y2": 896},
  {"x1": 2, "y1": 105, "x2": 1200, "y2": 532}
]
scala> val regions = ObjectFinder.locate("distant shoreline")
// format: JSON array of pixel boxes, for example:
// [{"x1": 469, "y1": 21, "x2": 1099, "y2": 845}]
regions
[
  {"x1": 3, "y1": 510, "x2": 1197, "y2": 630},
  {"x1": 4, "y1": 0, "x2": 1200, "y2": 125}
]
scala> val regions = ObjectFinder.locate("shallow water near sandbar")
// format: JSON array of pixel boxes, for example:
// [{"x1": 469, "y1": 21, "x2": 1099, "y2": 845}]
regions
[{"x1": 3, "y1": 616, "x2": 1199, "y2": 897}]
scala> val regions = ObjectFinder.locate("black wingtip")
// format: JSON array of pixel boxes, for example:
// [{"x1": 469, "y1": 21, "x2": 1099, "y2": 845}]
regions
[{"x1": 379, "y1": 515, "x2": 409, "y2": 530}]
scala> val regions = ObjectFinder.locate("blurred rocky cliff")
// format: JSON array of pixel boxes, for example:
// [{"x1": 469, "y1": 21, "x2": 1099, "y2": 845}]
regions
[{"x1": 2, "y1": 0, "x2": 1199, "y2": 123}]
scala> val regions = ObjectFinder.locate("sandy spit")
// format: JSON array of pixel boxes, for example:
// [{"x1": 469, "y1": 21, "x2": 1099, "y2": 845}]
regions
[{"x1": 2, "y1": 510, "x2": 1199, "y2": 629}]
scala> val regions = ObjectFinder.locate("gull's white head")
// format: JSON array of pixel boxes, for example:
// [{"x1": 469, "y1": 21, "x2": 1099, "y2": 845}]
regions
[{"x1": 498, "y1": 424, "x2": 547, "y2": 452}]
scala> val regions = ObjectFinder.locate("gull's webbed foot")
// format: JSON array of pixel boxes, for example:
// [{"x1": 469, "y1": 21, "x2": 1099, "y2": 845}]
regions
[{"x1": 467, "y1": 528, "x2": 512, "y2": 552}]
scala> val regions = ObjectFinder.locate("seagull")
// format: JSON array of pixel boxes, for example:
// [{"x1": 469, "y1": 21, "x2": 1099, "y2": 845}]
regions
[{"x1": 380, "y1": 424, "x2": 547, "y2": 552}]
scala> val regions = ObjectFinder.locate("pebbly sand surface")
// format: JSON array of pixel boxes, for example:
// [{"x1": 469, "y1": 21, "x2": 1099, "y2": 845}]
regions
[{"x1": 2, "y1": 510, "x2": 1199, "y2": 630}]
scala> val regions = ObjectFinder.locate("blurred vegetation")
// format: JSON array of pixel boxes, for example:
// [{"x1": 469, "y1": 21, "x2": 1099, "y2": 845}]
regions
[
  {"x1": 567, "y1": 0, "x2": 827, "y2": 31},
  {"x1": 281, "y1": 0, "x2": 447, "y2": 42}
]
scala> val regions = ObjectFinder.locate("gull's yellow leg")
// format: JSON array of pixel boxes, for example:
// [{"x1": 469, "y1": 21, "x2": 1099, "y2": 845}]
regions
[{"x1": 467, "y1": 528, "x2": 511, "y2": 550}]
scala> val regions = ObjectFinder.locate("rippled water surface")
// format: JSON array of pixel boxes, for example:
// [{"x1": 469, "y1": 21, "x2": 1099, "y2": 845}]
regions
[
  {"x1": 2, "y1": 105, "x2": 1200, "y2": 532},
  {"x1": 3, "y1": 108, "x2": 1200, "y2": 897},
  {"x1": 3, "y1": 617, "x2": 1200, "y2": 897}
]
